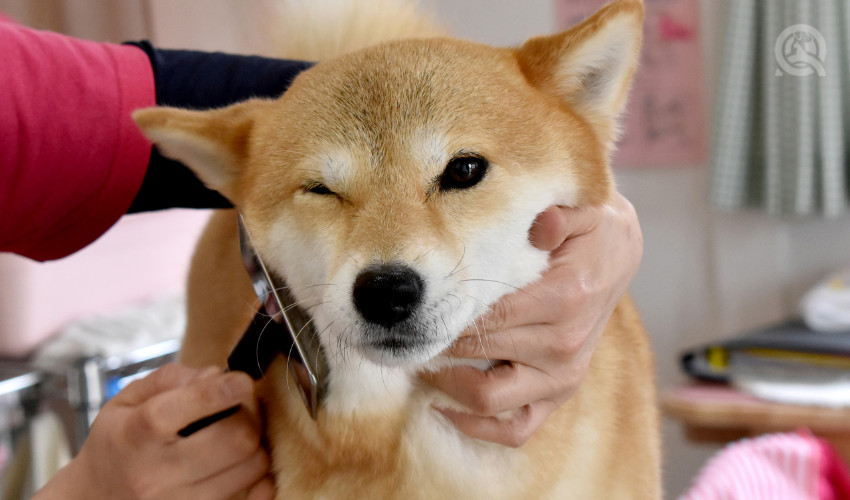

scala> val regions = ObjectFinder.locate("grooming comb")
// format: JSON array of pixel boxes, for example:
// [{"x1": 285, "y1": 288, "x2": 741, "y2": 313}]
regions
[
  {"x1": 234, "y1": 213, "x2": 327, "y2": 419},
  {"x1": 178, "y1": 214, "x2": 327, "y2": 436}
]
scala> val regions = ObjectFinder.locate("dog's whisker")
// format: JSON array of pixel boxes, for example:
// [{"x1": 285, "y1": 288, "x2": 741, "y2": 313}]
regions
[
  {"x1": 459, "y1": 278, "x2": 541, "y2": 302},
  {"x1": 330, "y1": 324, "x2": 357, "y2": 366},
  {"x1": 445, "y1": 293, "x2": 463, "y2": 308},
  {"x1": 470, "y1": 317, "x2": 495, "y2": 369},
  {"x1": 446, "y1": 264, "x2": 472, "y2": 279},
  {"x1": 413, "y1": 246, "x2": 437, "y2": 264},
  {"x1": 446, "y1": 245, "x2": 466, "y2": 277},
  {"x1": 438, "y1": 314, "x2": 456, "y2": 354},
  {"x1": 332, "y1": 325, "x2": 347, "y2": 364},
  {"x1": 379, "y1": 355, "x2": 390, "y2": 394},
  {"x1": 343, "y1": 330, "x2": 355, "y2": 367},
  {"x1": 292, "y1": 316, "x2": 316, "y2": 343},
  {"x1": 283, "y1": 337, "x2": 298, "y2": 401},
  {"x1": 345, "y1": 252, "x2": 361, "y2": 266},
  {"x1": 254, "y1": 314, "x2": 279, "y2": 379},
  {"x1": 268, "y1": 286, "x2": 322, "y2": 304},
  {"x1": 285, "y1": 299, "x2": 328, "y2": 313},
  {"x1": 281, "y1": 317, "x2": 335, "y2": 402},
  {"x1": 254, "y1": 293, "x2": 324, "y2": 319},
  {"x1": 462, "y1": 293, "x2": 499, "y2": 323},
  {"x1": 298, "y1": 283, "x2": 338, "y2": 291},
  {"x1": 446, "y1": 348, "x2": 459, "y2": 386}
]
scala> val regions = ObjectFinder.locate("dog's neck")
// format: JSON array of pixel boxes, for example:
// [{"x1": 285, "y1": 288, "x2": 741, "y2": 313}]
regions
[
  {"x1": 308, "y1": 350, "x2": 493, "y2": 419},
  {"x1": 322, "y1": 360, "x2": 416, "y2": 417},
  {"x1": 264, "y1": 360, "x2": 413, "y2": 474}
]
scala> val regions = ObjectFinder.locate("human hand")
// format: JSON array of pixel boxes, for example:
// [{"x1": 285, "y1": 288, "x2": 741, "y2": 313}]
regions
[
  {"x1": 423, "y1": 192, "x2": 643, "y2": 447},
  {"x1": 34, "y1": 363, "x2": 273, "y2": 500}
]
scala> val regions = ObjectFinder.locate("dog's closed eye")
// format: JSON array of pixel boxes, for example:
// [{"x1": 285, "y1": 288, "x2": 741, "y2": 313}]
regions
[
  {"x1": 304, "y1": 180, "x2": 337, "y2": 196},
  {"x1": 439, "y1": 155, "x2": 489, "y2": 191}
]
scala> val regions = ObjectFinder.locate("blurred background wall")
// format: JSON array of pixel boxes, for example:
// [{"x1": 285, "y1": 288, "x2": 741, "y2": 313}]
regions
[{"x1": 2, "y1": 0, "x2": 849, "y2": 496}]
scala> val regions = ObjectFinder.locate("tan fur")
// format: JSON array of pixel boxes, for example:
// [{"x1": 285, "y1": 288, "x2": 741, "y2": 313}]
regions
[
  {"x1": 180, "y1": 210, "x2": 255, "y2": 368},
  {"x1": 134, "y1": 0, "x2": 659, "y2": 498}
]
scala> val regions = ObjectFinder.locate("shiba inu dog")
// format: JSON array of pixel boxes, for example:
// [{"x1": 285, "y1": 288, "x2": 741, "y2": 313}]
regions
[{"x1": 133, "y1": 0, "x2": 660, "y2": 497}]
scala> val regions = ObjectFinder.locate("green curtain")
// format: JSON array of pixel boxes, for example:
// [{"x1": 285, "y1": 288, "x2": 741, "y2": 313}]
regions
[{"x1": 711, "y1": 0, "x2": 849, "y2": 216}]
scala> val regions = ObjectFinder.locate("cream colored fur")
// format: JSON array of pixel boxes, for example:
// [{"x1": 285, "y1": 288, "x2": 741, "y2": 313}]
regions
[
  {"x1": 271, "y1": 0, "x2": 444, "y2": 60},
  {"x1": 134, "y1": 0, "x2": 660, "y2": 498}
]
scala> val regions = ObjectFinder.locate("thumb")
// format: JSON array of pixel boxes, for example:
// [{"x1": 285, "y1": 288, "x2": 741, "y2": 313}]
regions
[
  {"x1": 529, "y1": 205, "x2": 599, "y2": 252},
  {"x1": 529, "y1": 206, "x2": 569, "y2": 251}
]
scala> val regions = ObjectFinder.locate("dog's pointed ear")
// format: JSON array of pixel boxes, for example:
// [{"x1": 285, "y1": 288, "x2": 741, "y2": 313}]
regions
[
  {"x1": 133, "y1": 99, "x2": 263, "y2": 200},
  {"x1": 514, "y1": 0, "x2": 643, "y2": 148}
]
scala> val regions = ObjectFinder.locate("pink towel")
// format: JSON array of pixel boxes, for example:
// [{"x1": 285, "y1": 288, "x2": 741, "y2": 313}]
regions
[{"x1": 681, "y1": 430, "x2": 850, "y2": 500}]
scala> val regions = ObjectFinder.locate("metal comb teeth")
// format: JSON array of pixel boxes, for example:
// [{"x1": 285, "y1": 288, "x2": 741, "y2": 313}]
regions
[{"x1": 236, "y1": 213, "x2": 328, "y2": 419}]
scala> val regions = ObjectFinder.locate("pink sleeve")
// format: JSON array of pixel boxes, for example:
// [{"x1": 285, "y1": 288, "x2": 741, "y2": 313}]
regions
[{"x1": 0, "y1": 20, "x2": 155, "y2": 261}]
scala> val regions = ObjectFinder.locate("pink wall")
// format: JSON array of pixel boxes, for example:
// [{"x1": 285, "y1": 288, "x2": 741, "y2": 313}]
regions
[{"x1": 0, "y1": 210, "x2": 210, "y2": 357}]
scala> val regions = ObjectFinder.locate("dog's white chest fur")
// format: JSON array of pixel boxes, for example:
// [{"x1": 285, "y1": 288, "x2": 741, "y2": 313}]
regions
[{"x1": 267, "y1": 361, "x2": 534, "y2": 499}]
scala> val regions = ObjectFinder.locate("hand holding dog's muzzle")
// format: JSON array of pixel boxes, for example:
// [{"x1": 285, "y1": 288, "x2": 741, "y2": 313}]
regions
[{"x1": 423, "y1": 192, "x2": 643, "y2": 447}]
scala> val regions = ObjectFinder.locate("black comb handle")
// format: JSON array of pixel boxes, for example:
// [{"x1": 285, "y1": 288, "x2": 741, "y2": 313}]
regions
[{"x1": 177, "y1": 309, "x2": 285, "y2": 437}]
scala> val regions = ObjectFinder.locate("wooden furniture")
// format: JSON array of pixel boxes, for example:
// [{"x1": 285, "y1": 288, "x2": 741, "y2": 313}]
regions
[{"x1": 662, "y1": 383, "x2": 850, "y2": 462}]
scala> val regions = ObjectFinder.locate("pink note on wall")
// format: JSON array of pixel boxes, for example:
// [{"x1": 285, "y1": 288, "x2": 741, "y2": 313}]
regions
[{"x1": 554, "y1": 0, "x2": 707, "y2": 168}]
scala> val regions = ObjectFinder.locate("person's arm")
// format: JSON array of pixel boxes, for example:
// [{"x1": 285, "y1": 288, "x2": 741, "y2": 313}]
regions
[
  {"x1": 423, "y1": 192, "x2": 643, "y2": 447},
  {"x1": 0, "y1": 21, "x2": 312, "y2": 498},
  {"x1": 33, "y1": 364, "x2": 274, "y2": 500},
  {"x1": 123, "y1": 42, "x2": 312, "y2": 213},
  {"x1": 0, "y1": 20, "x2": 154, "y2": 261},
  {"x1": 0, "y1": 19, "x2": 312, "y2": 261}
]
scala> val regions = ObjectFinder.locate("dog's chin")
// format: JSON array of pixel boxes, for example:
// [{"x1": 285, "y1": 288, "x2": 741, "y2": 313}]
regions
[{"x1": 357, "y1": 332, "x2": 449, "y2": 368}]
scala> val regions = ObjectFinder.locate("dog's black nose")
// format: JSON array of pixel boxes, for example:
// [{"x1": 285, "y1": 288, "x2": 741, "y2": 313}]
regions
[{"x1": 352, "y1": 265, "x2": 424, "y2": 328}]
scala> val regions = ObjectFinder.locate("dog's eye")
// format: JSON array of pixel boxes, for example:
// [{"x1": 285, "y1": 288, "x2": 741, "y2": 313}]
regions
[
  {"x1": 440, "y1": 155, "x2": 489, "y2": 191},
  {"x1": 304, "y1": 181, "x2": 336, "y2": 196}
]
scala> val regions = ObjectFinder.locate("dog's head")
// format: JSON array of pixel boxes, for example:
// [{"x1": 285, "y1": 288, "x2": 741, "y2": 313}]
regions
[{"x1": 134, "y1": 0, "x2": 643, "y2": 369}]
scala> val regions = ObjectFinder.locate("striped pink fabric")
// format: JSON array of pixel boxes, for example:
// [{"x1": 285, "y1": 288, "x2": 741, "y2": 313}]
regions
[{"x1": 680, "y1": 431, "x2": 850, "y2": 500}]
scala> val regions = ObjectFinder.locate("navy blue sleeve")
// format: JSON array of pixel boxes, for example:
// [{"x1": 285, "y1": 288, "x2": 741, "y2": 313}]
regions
[{"x1": 125, "y1": 41, "x2": 313, "y2": 212}]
